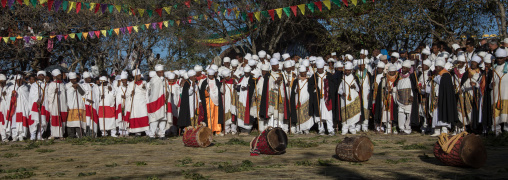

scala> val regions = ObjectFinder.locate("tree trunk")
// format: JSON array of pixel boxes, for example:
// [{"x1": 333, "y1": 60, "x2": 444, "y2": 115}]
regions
[{"x1": 496, "y1": 0, "x2": 507, "y2": 38}]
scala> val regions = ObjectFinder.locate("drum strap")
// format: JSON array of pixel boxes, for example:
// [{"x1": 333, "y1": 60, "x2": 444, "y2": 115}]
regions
[{"x1": 437, "y1": 132, "x2": 468, "y2": 154}]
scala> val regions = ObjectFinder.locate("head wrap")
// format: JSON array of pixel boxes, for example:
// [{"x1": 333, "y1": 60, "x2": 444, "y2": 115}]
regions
[
  {"x1": 155, "y1": 64, "x2": 164, "y2": 71},
  {"x1": 68, "y1": 72, "x2": 77, "y2": 79},
  {"x1": 52, "y1": 69, "x2": 62, "y2": 77}
]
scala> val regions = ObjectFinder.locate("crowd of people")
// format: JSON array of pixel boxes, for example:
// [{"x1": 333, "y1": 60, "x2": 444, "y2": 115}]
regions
[{"x1": 1, "y1": 38, "x2": 508, "y2": 142}]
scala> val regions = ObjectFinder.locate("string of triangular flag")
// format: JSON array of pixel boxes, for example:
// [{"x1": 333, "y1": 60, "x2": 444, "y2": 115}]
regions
[{"x1": 0, "y1": 0, "x2": 184, "y2": 18}]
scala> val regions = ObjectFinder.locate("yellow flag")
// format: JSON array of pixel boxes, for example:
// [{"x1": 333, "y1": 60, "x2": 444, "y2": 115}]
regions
[
  {"x1": 275, "y1": 8, "x2": 282, "y2": 19},
  {"x1": 39, "y1": 0, "x2": 47, "y2": 4},
  {"x1": 114, "y1": 28, "x2": 120, "y2": 35},
  {"x1": 163, "y1": 6, "x2": 172, "y2": 15},
  {"x1": 115, "y1": 5, "x2": 121, "y2": 12},
  {"x1": 68, "y1": 1, "x2": 75, "y2": 13},
  {"x1": 16, "y1": 36, "x2": 23, "y2": 39},
  {"x1": 133, "y1": 26, "x2": 139, "y2": 32},
  {"x1": 193, "y1": 15, "x2": 198, "y2": 20},
  {"x1": 213, "y1": 3, "x2": 219, "y2": 12},
  {"x1": 176, "y1": 20, "x2": 180, "y2": 26},
  {"x1": 90, "y1": 3, "x2": 96, "y2": 11},
  {"x1": 69, "y1": 33, "x2": 75, "y2": 39},
  {"x1": 204, "y1": 15, "x2": 208, "y2": 20},
  {"x1": 36, "y1": 36, "x2": 43, "y2": 40},
  {"x1": 163, "y1": 21, "x2": 169, "y2": 27},
  {"x1": 24, "y1": 0, "x2": 29, "y2": 6},
  {"x1": 298, "y1": 4, "x2": 305, "y2": 15},
  {"x1": 101, "y1": 30, "x2": 107, "y2": 37},
  {"x1": 138, "y1": 9, "x2": 145, "y2": 17},
  {"x1": 254, "y1": 11, "x2": 261, "y2": 21},
  {"x1": 145, "y1": 24, "x2": 150, "y2": 29},
  {"x1": 323, "y1": 0, "x2": 331, "y2": 10},
  {"x1": 48, "y1": 35, "x2": 55, "y2": 39},
  {"x1": 2, "y1": 37, "x2": 8, "y2": 43},
  {"x1": 83, "y1": 32, "x2": 88, "y2": 39},
  {"x1": 352, "y1": 0, "x2": 358, "y2": 6},
  {"x1": 235, "y1": 10, "x2": 240, "y2": 19}
]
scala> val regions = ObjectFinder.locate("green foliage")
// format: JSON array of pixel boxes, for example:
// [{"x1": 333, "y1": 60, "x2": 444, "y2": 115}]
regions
[
  {"x1": 192, "y1": 162, "x2": 205, "y2": 167},
  {"x1": 78, "y1": 172, "x2": 96, "y2": 177},
  {"x1": 176, "y1": 157, "x2": 193, "y2": 167},
  {"x1": 317, "y1": 159, "x2": 335, "y2": 166},
  {"x1": 1, "y1": 171, "x2": 35, "y2": 179},
  {"x1": 484, "y1": 132, "x2": 508, "y2": 146},
  {"x1": 0, "y1": 167, "x2": 38, "y2": 174},
  {"x1": 181, "y1": 170, "x2": 210, "y2": 180},
  {"x1": 146, "y1": 176, "x2": 161, "y2": 180},
  {"x1": 1, "y1": 153, "x2": 18, "y2": 158},
  {"x1": 225, "y1": 138, "x2": 250, "y2": 146},
  {"x1": 295, "y1": 160, "x2": 313, "y2": 166},
  {"x1": 213, "y1": 149, "x2": 227, "y2": 153},
  {"x1": 35, "y1": 149, "x2": 55, "y2": 153},
  {"x1": 395, "y1": 139, "x2": 407, "y2": 145},
  {"x1": 136, "y1": 162, "x2": 147, "y2": 166},
  {"x1": 217, "y1": 160, "x2": 254, "y2": 173}
]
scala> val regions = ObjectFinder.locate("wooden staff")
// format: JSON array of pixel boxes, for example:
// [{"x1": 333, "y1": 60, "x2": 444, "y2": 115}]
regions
[
  {"x1": 36, "y1": 81, "x2": 47, "y2": 140},
  {"x1": 101, "y1": 82, "x2": 106, "y2": 137},
  {"x1": 254, "y1": 79, "x2": 260, "y2": 133},
  {"x1": 8, "y1": 75, "x2": 19, "y2": 130},
  {"x1": 56, "y1": 81, "x2": 63, "y2": 138},
  {"x1": 75, "y1": 89, "x2": 83, "y2": 138},
  {"x1": 312, "y1": 67, "x2": 323, "y2": 128},
  {"x1": 128, "y1": 64, "x2": 140, "y2": 134},
  {"x1": 208, "y1": 81, "x2": 212, "y2": 133}
]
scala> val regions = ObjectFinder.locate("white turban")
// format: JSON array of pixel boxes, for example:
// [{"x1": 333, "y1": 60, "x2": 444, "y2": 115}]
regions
[
  {"x1": 344, "y1": 62, "x2": 353, "y2": 70},
  {"x1": 360, "y1": 49, "x2": 369, "y2": 55},
  {"x1": 168, "y1": 73, "x2": 176, "y2": 79},
  {"x1": 471, "y1": 55, "x2": 482, "y2": 64},
  {"x1": 99, "y1": 76, "x2": 108, "y2": 81},
  {"x1": 131, "y1": 69, "x2": 141, "y2": 76},
  {"x1": 244, "y1": 53, "x2": 252, "y2": 59},
  {"x1": 380, "y1": 55, "x2": 388, "y2": 61},
  {"x1": 273, "y1": 53, "x2": 281, "y2": 60},
  {"x1": 284, "y1": 61, "x2": 292, "y2": 68},
  {"x1": 187, "y1": 70, "x2": 196, "y2": 77},
  {"x1": 252, "y1": 55, "x2": 260, "y2": 61},
  {"x1": 282, "y1": 53, "x2": 290, "y2": 60},
  {"x1": 435, "y1": 59, "x2": 446, "y2": 68},
  {"x1": 388, "y1": 65, "x2": 398, "y2": 72},
  {"x1": 402, "y1": 60, "x2": 412, "y2": 68},
  {"x1": 423, "y1": 60, "x2": 432, "y2": 67},
  {"x1": 211, "y1": 65, "x2": 219, "y2": 71},
  {"x1": 377, "y1": 62, "x2": 386, "y2": 68},
  {"x1": 299, "y1": 66, "x2": 307, "y2": 72},
  {"x1": 495, "y1": 48, "x2": 507, "y2": 58},
  {"x1": 155, "y1": 64, "x2": 164, "y2": 71},
  {"x1": 452, "y1": 44, "x2": 461, "y2": 51},
  {"x1": 334, "y1": 62, "x2": 343, "y2": 68},
  {"x1": 207, "y1": 69, "x2": 216, "y2": 76},
  {"x1": 258, "y1": 50, "x2": 267, "y2": 58},
  {"x1": 244, "y1": 66, "x2": 252, "y2": 73},
  {"x1": 484, "y1": 54, "x2": 493, "y2": 63},
  {"x1": 0, "y1": 74, "x2": 5, "y2": 81},
  {"x1": 148, "y1": 71, "x2": 156, "y2": 78},
  {"x1": 231, "y1": 59, "x2": 239, "y2": 67},
  {"x1": 327, "y1": 58, "x2": 336, "y2": 63},
  {"x1": 261, "y1": 64, "x2": 270, "y2": 71},
  {"x1": 37, "y1": 71, "x2": 46, "y2": 76},
  {"x1": 223, "y1": 57, "x2": 231, "y2": 63},
  {"x1": 391, "y1": 52, "x2": 400, "y2": 59},
  {"x1": 331, "y1": 52, "x2": 337, "y2": 56},
  {"x1": 68, "y1": 72, "x2": 77, "y2": 79},
  {"x1": 316, "y1": 60, "x2": 325, "y2": 68},
  {"x1": 422, "y1": 48, "x2": 431, "y2": 55},
  {"x1": 173, "y1": 70, "x2": 180, "y2": 76},
  {"x1": 194, "y1": 65, "x2": 203, "y2": 72},
  {"x1": 302, "y1": 60, "x2": 310, "y2": 67},
  {"x1": 270, "y1": 58, "x2": 279, "y2": 65},
  {"x1": 309, "y1": 56, "x2": 317, "y2": 63},
  {"x1": 445, "y1": 62, "x2": 453, "y2": 70},
  {"x1": 248, "y1": 60, "x2": 257, "y2": 66},
  {"x1": 51, "y1": 69, "x2": 62, "y2": 77},
  {"x1": 182, "y1": 73, "x2": 189, "y2": 80},
  {"x1": 221, "y1": 69, "x2": 231, "y2": 77},
  {"x1": 345, "y1": 54, "x2": 354, "y2": 61},
  {"x1": 457, "y1": 55, "x2": 466, "y2": 62},
  {"x1": 478, "y1": 51, "x2": 487, "y2": 58},
  {"x1": 120, "y1": 73, "x2": 128, "y2": 79}
]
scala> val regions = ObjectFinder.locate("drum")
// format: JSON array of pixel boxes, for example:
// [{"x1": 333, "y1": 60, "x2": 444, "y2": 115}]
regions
[
  {"x1": 335, "y1": 136, "x2": 373, "y2": 162},
  {"x1": 182, "y1": 126, "x2": 213, "y2": 148},
  {"x1": 433, "y1": 134, "x2": 486, "y2": 168},
  {"x1": 250, "y1": 127, "x2": 288, "y2": 156}
]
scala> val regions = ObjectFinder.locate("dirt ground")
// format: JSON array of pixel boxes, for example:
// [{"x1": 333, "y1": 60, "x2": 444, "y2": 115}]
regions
[{"x1": 0, "y1": 131, "x2": 507, "y2": 180}]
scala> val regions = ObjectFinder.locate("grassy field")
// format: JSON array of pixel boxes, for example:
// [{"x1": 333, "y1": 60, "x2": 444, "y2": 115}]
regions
[{"x1": 0, "y1": 132, "x2": 507, "y2": 180}]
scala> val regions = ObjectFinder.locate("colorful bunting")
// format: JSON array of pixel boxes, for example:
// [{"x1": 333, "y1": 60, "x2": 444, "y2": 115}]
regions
[
  {"x1": 323, "y1": 0, "x2": 331, "y2": 10},
  {"x1": 298, "y1": 4, "x2": 306, "y2": 15},
  {"x1": 290, "y1": 6, "x2": 297, "y2": 16},
  {"x1": 352, "y1": 0, "x2": 358, "y2": 6},
  {"x1": 314, "y1": 1, "x2": 323, "y2": 11},
  {"x1": 268, "y1": 9, "x2": 275, "y2": 20},
  {"x1": 254, "y1": 11, "x2": 261, "y2": 22},
  {"x1": 275, "y1": 8, "x2": 282, "y2": 19},
  {"x1": 283, "y1": 7, "x2": 291, "y2": 18}
]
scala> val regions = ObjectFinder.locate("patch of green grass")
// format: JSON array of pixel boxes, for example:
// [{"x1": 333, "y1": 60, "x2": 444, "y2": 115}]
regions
[
  {"x1": 0, "y1": 167, "x2": 38, "y2": 174},
  {"x1": 35, "y1": 149, "x2": 55, "y2": 153},
  {"x1": 176, "y1": 157, "x2": 193, "y2": 167},
  {"x1": 385, "y1": 158, "x2": 414, "y2": 164},
  {"x1": 214, "y1": 149, "x2": 227, "y2": 153},
  {"x1": 9, "y1": 145, "x2": 22, "y2": 148},
  {"x1": 78, "y1": 172, "x2": 96, "y2": 177},
  {"x1": 105, "y1": 163, "x2": 118, "y2": 167},
  {"x1": 45, "y1": 172, "x2": 65, "y2": 177},
  {"x1": 1, "y1": 171, "x2": 35, "y2": 179},
  {"x1": 218, "y1": 160, "x2": 254, "y2": 173},
  {"x1": 401, "y1": 144, "x2": 427, "y2": 150},
  {"x1": 192, "y1": 162, "x2": 205, "y2": 167},
  {"x1": 146, "y1": 175, "x2": 161, "y2": 180},
  {"x1": 332, "y1": 139, "x2": 343, "y2": 144},
  {"x1": 288, "y1": 139, "x2": 318, "y2": 148},
  {"x1": 181, "y1": 170, "x2": 210, "y2": 180},
  {"x1": 256, "y1": 164, "x2": 284, "y2": 168},
  {"x1": 395, "y1": 139, "x2": 407, "y2": 145},
  {"x1": 65, "y1": 136, "x2": 164, "y2": 146},
  {"x1": 317, "y1": 159, "x2": 335, "y2": 166},
  {"x1": 2, "y1": 153, "x2": 18, "y2": 158},
  {"x1": 225, "y1": 138, "x2": 250, "y2": 146},
  {"x1": 136, "y1": 162, "x2": 147, "y2": 166},
  {"x1": 295, "y1": 160, "x2": 313, "y2": 166}
]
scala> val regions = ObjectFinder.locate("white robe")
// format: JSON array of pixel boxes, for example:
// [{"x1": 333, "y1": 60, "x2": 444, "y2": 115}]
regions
[
  {"x1": 82, "y1": 83, "x2": 99, "y2": 132},
  {"x1": 98, "y1": 84, "x2": 116, "y2": 131},
  {"x1": 493, "y1": 65, "x2": 508, "y2": 124},
  {"x1": 115, "y1": 84, "x2": 129, "y2": 130},
  {"x1": 294, "y1": 79, "x2": 313, "y2": 131},
  {"x1": 46, "y1": 81, "x2": 68, "y2": 137},
  {"x1": 65, "y1": 83, "x2": 86, "y2": 128},
  {"x1": 28, "y1": 81, "x2": 48, "y2": 136},
  {"x1": 338, "y1": 74, "x2": 361, "y2": 131},
  {"x1": 147, "y1": 76, "x2": 166, "y2": 123},
  {"x1": 166, "y1": 83, "x2": 180, "y2": 125},
  {"x1": 125, "y1": 81, "x2": 150, "y2": 133},
  {"x1": 6, "y1": 84, "x2": 30, "y2": 139},
  {"x1": 237, "y1": 76, "x2": 252, "y2": 130}
]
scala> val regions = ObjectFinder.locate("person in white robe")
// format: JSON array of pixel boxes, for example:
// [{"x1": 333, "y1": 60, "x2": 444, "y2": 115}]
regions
[
  {"x1": 28, "y1": 71, "x2": 49, "y2": 140},
  {"x1": 311, "y1": 60, "x2": 335, "y2": 135},
  {"x1": 338, "y1": 62, "x2": 361, "y2": 135},
  {"x1": 355, "y1": 59, "x2": 371, "y2": 132},
  {"x1": 291, "y1": 66, "x2": 314, "y2": 134},
  {"x1": 98, "y1": 76, "x2": 117, "y2": 137},
  {"x1": 65, "y1": 72, "x2": 86, "y2": 138},
  {"x1": 147, "y1": 65, "x2": 168, "y2": 139},
  {"x1": 418, "y1": 60, "x2": 433, "y2": 134},
  {"x1": 46, "y1": 70, "x2": 68, "y2": 139},
  {"x1": 393, "y1": 61, "x2": 415, "y2": 135},
  {"x1": 115, "y1": 72, "x2": 129, "y2": 137},
  {"x1": 237, "y1": 66, "x2": 254, "y2": 134},
  {"x1": 492, "y1": 48, "x2": 508, "y2": 135},
  {"x1": 221, "y1": 69, "x2": 238, "y2": 134},
  {"x1": 0, "y1": 75, "x2": 9, "y2": 142},
  {"x1": 82, "y1": 72, "x2": 99, "y2": 136},
  {"x1": 165, "y1": 72, "x2": 180, "y2": 136},
  {"x1": 125, "y1": 69, "x2": 150, "y2": 134},
  {"x1": 4, "y1": 75, "x2": 30, "y2": 141}
]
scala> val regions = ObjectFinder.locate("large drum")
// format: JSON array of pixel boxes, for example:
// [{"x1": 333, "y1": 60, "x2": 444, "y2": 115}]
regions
[
  {"x1": 335, "y1": 136, "x2": 373, "y2": 162},
  {"x1": 182, "y1": 126, "x2": 213, "y2": 148},
  {"x1": 433, "y1": 133, "x2": 486, "y2": 168},
  {"x1": 250, "y1": 127, "x2": 288, "y2": 156}
]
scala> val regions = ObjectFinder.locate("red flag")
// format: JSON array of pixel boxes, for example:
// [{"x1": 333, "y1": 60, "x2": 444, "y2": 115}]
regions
[
  {"x1": 16, "y1": 0, "x2": 22, "y2": 5},
  {"x1": 94, "y1": 31, "x2": 100, "y2": 38},
  {"x1": 227, "y1": 8, "x2": 232, "y2": 16},
  {"x1": 76, "y1": 2, "x2": 81, "y2": 13},
  {"x1": 248, "y1": 12, "x2": 253, "y2": 22},
  {"x1": 314, "y1": 1, "x2": 323, "y2": 11},
  {"x1": 94, "y1": 3, "x2": 100, "y2": 13},
  {"x1": 127, "y1": 26, "x2": 132, "y2": 34},
  {"x1": 130, "y1": 8, "x2": 136, "y2": 16},
  {"x1": 184, "y1": 0, "x2": 190, "y2": 8},
  {"x1": 342, "y1": 0, "x2": 348, "y2": 7},
  {"x1": 290, "y1": 5, "x2": 297, "y2": 16},
  {"x1": 31, "y1": 36, "x2": 36, "y2": 40},
  {"x1": 268, "y1": 9, "x2": 275, "y2": 20},
  {"x1": 1, "y1": 0, "x2": 6, "y2": 8},
  {"x1": 207, "y1": 0, "x2": 212, "y2": 9},
  {"x1": 155, "y1": 8, "x2": 162, "y2": 17},
  {"x1": 64, "y1": 35, "x2": 68, "y2": 40},
  {"x1": 157, "y1": 22, "x2": 163, "y2": 29},
  {"x1": 48, "y1": 0, "x2": 54, "y2": 11},
  {"x1": 188, "y1": 17, "x2": 192, "y2": 23}
]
